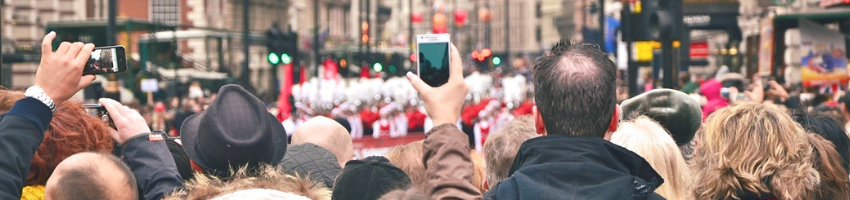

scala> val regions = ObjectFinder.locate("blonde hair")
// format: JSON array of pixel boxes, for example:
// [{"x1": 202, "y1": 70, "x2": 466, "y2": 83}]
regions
[
  {"x1": 470, "y1": 149, "x2": 487, "y2": 193},
  {"x1": 693, "y1": 103, "x2": 820, "y2": 200},
  {"x1": 611, "y1": 116, "x2": 692, "y2": 200},
  {"x1": 482, "y1": 116, "x2": 538, "y2": 186},
  {"x1": 164, "y1": 164, "x2": 331, "y2": 200},
  {"x1": 385, "y1": 140, "x2": 427, "y2": 190}
]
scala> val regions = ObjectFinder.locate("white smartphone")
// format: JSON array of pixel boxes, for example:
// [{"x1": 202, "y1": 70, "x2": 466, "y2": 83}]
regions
[{"x1": 416, "y1": 34, "x2": 451, "y2": 87}]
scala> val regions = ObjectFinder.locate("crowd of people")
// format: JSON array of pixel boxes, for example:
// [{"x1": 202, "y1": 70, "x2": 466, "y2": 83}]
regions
[{"x1": 3, "y1": 31, "x2": 850, "y2": 200}]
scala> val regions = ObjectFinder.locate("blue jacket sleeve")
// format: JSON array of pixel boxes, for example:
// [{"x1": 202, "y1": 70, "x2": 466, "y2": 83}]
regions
[
  {"x1": 0, "y1": 98, "x2": 53, "y2": 200},
  {"x1": 121, "y1": 135, "x2": 185, "y2": 200}
]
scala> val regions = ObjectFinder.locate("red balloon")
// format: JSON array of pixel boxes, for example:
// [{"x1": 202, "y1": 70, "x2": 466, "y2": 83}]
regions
[
  {"x1": 454, "y1": 9, "x2": 468, "y2": 26},
  {"x1": 411, "y1": 12, "x2": 423, "y2": 23}
]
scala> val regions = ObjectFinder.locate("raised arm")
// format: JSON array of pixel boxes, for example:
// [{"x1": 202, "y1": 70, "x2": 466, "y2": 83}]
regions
[
  {"x1": 100, "y1": 98, "x2": 185, "y2": 200},
  {"x1": 0, "y1": 32, "x2": 95, "y2": 199},
  {"x1": 408, "y1": 43, "x2": 481, "y2": 200}
]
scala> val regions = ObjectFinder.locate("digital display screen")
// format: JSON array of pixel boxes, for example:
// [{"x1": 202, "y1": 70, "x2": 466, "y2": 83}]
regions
[
  {"x1": 418, "y1": 42, "x2": 450, "y2": 87},
  {"x1": 85, "y1": 48, "x2": 119, "y2": 74}
]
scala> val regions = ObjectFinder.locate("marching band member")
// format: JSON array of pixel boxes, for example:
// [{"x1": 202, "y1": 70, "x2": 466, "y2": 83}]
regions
[
  {"x1": 373, "y1": 105, "x2": 395, "y2": 139},
  {"x1": 473, "y1": 110, "x2": 493, "y2": 152}
]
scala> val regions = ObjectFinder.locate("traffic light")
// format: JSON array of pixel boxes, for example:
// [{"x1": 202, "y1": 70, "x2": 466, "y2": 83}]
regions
[
  {"x1": 361, "y1": 22, "x2": 370, "y2": 44},
  {"x1": 373, "y1": 62, "x2": 383, "y2": 72},
  {"x1": 623, "y1": 0, "x2": 682, "y2": 41},
  {"x1": 281, "y1": 53, "x2": 292, "y2": 65},
  {"x1": 492, "y1": 56, "x2": 502, "y2": 66},
  {"x1": 266, "y1": 25, "x2": 298, "y2": 66},
  {"x1": 268, "y1": 52, "x2": 280, "y2": 65}
]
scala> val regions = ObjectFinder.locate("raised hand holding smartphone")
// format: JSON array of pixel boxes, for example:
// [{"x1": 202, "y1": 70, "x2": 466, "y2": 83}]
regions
[
  {"x1": 416, "y1": 34, "x2": 452, "y2": 87},
  {"x1": 407, "y1": 43, "x2": 468, "y2": 127}
]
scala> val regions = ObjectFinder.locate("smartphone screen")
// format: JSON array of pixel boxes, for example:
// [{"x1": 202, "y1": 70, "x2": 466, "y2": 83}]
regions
[
  {"x1": 84, "y1": 45, "x2": 127, "y2": 75},
  {"x1": 417, "y1": 34, "x2": 451, "y2": 87}
]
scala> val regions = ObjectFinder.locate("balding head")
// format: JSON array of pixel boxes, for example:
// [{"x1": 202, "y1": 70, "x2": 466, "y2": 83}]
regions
[
  {"x1": 533, "y1": 40, "x2": 617, "y2": 138},
  {"x1": 45, "y1": 152, "x2": 138, "y2": 200},
  {"x1": 292, "y1": 116, "x2": 354, "y2": 167}
]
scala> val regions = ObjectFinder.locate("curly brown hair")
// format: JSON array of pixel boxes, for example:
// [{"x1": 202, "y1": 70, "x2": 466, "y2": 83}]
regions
[
  {"x1": 693, "y1": 103, "x2": 820, "y2": 200},
  {"x1": 806, "y1": 133, "x2": 850, "y2": 200}
]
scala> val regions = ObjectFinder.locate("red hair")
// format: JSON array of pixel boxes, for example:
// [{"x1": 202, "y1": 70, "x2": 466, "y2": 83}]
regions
[
  {"x1": 0, "y1": 89, "x2": 115, "y2": 185},
  {"x1": 27, "y1": 101, "x2": 114, "y2": 185}
]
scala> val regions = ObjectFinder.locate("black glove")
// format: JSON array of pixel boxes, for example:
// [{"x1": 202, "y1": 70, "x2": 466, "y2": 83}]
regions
[{"x1": 620, "y1": 89, "x2": 702, "y2": 145}]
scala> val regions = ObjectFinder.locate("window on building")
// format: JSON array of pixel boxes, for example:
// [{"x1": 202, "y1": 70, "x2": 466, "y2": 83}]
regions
[
  {"x1": 151, "y1": 0, "x2": 180, "y2": 25},
  {"x1": 536, "y1": 25, "x2": 541, "y2": 42},
  {"x1": 535, "y1": 1, "x2": 542, "y2": 18}
]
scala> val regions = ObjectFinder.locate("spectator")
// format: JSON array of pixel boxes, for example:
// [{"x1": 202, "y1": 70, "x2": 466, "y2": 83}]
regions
[
  {"x1": 165, "y1": 138, "x2": 195, "y2": 182},
  {"x1": 180, "y1": 84, "x2": 288, "y2": 177},
  {"x1": 839, "y1": 95, "x2": 850, "y2": 133},
  {"x1": 406, "y1": 43, "x2": 479, "y2": 199},
  {"x1": 700, "y1": 79, "x2": 727, "y2": 119},
  {"x1": 805, "y1": 133, "x2": 850, "y2": 200},
  {"x1": 385, "y1": 141, "x2": 427, "y2": 188},
  {"x1": 45, "y1": 152, "x2": 137, "y2": 200},
  {"x1": 280, "y1": 143, "x2": 342, "y2": 188},
  {"x1": 620, "y1": 89, "x2": 702, "y2": 161},
  {"x1": 611, "y1": 116, "x2": 692, "y2": 200},
  {"x1": 164, "y1": 164, "x2": 331, "y2": 200},
  {"x1": 0, "y1": 90, "x2": 114, "y2": 191},
  {"x1": 481, "y1": 116, "x2": 537, "y2": 188},
  {"x1": 469, "y1": 150, "x2": 487, "y2": 193},
  {"x1": 793, "y1": 110, "x2": 850, "y2": 173},
  {"x1": 332, "y1": 156, "x2": 412, "y2": 200},
  {"x1": 378, "y1": 188, "x2": 428, "y2": 200},
  {"x1": 291, "y1": 116, "x2": 354, "y2": 168},
  {"x1": 479, "y1": 40, "x2": 664, "y2": 199},
  {"x1": 693, "y1": 103, "x2": 820, "y2": 200},
  {"x1": 0, "y1": 32, "x2": 183, "y2": 200}
]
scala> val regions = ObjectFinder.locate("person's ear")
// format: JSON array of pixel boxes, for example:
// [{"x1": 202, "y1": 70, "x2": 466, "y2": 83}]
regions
[
  {"x1": 533, "y1": 106, "x2": 547, "y2": 136},
  {"x1": 605, "y1": 105, "x2": 620, "y2": 140},
  {"x1": 484, "y1": 180, "x2": 490, "y2": 190}
]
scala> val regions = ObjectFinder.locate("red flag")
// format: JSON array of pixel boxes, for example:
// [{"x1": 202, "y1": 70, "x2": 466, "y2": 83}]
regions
[{"x1": 277, "y1": 63, "x2": 294, "y2": 121}]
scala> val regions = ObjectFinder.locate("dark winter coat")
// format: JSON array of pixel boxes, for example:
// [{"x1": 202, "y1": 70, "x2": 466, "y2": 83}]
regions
[{"x1": 484, "y1": 135, "x2": 666, "y2": 200}]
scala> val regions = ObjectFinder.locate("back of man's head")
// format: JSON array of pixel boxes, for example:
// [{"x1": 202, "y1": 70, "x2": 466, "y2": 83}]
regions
[
  {"x1": 483, "y1": 116, "x2": 538, "y2": 186},
  {"x1": 45, "y1": 152, "x2": 138, "y2": 200},
  {"x1": 533, "y1": 40, "x2": 616, "y2": 137},
  {"x1": 292, "y1": 116, "x2": 354, "y2": 167}
]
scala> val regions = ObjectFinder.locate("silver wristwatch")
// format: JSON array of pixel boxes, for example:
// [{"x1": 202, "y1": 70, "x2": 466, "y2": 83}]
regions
[{"x1": 25, "y1": 86, "x2": 56, "y2": 113}]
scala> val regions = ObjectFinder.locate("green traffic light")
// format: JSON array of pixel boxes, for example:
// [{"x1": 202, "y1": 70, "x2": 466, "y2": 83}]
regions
[
  {"x1": 281, "y1": 53, "x2": 292, "y2": 64},
  {"x1": 389, "y1": 65, "x2": 397, "y2": 73},
  {"x1": 373, "y1": 63, "x2": 383, "y2": 72},
  {"x1": 268, "y1": 52, "x2": 280, "y2": 65},
  {"x1": 492, "y1": 56, "x2": 502, "y2": 65}
]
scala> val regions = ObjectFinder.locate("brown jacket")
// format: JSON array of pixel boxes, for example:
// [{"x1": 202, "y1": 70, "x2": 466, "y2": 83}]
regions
[{"x1": 423, "y1": 124, "x2": 483, "y2": 200}]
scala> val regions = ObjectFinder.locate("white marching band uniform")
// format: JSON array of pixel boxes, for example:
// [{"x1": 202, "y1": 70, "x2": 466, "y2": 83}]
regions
[{"x1": 282, "y1": 72, "x2": 528, "y2": 144}]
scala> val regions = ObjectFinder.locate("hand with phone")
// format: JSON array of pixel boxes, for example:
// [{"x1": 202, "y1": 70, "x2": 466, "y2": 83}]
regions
[
  {"x1": 407, "y1": 42, "x2": 468, "y2": 127},
  {"x1": 416, "y1": 34, "x2": 452, "y2": 87},
  {"x1": 99, "y1": 98, "x2": 151, "y2": 144},
  {"x1": 35, "y1": 32, "x2": 97, "y2": 103}
]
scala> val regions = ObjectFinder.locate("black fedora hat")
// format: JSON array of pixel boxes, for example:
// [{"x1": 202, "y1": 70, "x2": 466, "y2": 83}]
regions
[{"x1": 181, "y1": 84, "x2": 287, "y2": 177}]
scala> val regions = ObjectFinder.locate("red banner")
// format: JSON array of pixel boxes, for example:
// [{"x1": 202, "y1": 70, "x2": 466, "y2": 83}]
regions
[
  {"x1": 352, "y1": 133, "x2": 426, "y2": 159},
  {"x1": 690, "y1": 42, "x2": 709, "y2": 60},
  {"x1": 821, "y1": 0, "x2": 850, "y2": 8}
]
